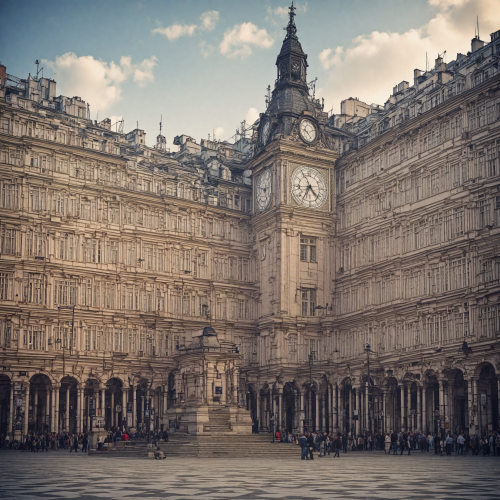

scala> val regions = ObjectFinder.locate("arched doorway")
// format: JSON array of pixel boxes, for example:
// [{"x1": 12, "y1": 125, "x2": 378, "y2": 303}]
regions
[
  {"x1": 60, "y1": 376, "x2": 78, "y2": 433},
  {"x1": 283, "y1": 382, "x2": 297, "y2": 433},
  {"x1": 28, "y1": 374, "x2": 52, "y2": 433},
  {"x1": 450, "y1": 370, "x2": 467, "y2": 433},
  {"x1": 477, "y1": 363, "x2": 498, "y2": 436},
  {"x1": 106, "y1": 378, "x2": 123, "y2": 431},
  {"x1": 0, "y1": 374, "x2": 11, "y2": 435}
]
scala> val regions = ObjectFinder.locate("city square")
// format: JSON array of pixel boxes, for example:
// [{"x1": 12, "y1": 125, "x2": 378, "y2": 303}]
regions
[
  {"x1": 1, "y1": 1, "x2": 500, "y2": 498},
  {"x1": 1, "y1": 451, "x2": 500, "y2": 500}
]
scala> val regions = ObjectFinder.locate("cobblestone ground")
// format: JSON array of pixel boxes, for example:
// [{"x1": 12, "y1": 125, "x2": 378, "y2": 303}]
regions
[{"x1": 0, "y1": 450, "x2": 499, "y2": 499}]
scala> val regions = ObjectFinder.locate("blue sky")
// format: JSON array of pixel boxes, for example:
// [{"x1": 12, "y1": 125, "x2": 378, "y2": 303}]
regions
[{"x1": 1, "y1": 0, "x2": 498, "y2": 149}]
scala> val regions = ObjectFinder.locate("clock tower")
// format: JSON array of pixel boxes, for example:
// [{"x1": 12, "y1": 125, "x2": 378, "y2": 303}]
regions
[{"x1": 248, "y1": 4, "x2": 341, "y2": 375}]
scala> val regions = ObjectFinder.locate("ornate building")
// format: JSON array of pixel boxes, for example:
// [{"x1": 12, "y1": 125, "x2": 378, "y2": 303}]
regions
[{"x1": 1, "y1": 7, "x2": 499, "y2": 439}]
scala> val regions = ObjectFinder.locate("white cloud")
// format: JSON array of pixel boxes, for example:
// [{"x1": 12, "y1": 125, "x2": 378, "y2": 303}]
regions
[
  {"x1": 214, "y1": 126, "x2": 224, "y2": 140},
  {"x1": 200, "y1": 41, "x2": 215, "y2": 58},
  {"x1": 152, "y1": 23, "x2": 197, "y2": 40},
  {"x1": 245, "y1": 107, "x2": 259, "y2": 126},
  {"x1": 153, "y1": 10, "x2": 219, "y2": 40},
  {"x1": 43, "y1": 53, "x2": 157, "y2": 113},
  {"x1": 200, "y1": 10, "x2": 220, "y2": 31},
  {"x1": 219, "y1": 23, "x2": 274, "y2": 59},
  {"x1": 317, "y1": 0, "x2": 500, "y2": 113}
]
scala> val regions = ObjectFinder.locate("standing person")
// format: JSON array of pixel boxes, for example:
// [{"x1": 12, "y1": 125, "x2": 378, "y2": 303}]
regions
[
  {"x1": 82, "y1": 433, "x2": 88, "y2": 453},
  {"x1": 384, "y1": 433, "x2": 391, "y2": 454},
  {"x1": 445, "y1": 433, "x2": 453, "y2": 455},
  {"x1": 457, "y1": 434, "x2": 464, "y2": 455},
  {"x1": 390, "y1": 431, "x2": 398, "y2": 455},
  {"x1": 333, "y1": 435, "x2": 341, "y2": 457},
  {"x1": 306, "y1": 432, "x2": 314, "y2": 460},
  {"x1": 299, "y1": 433, "x2": 307, "y2": 460},
  {"x1": 419, "y1": 433, "x2": 427, "y2": 453},
  {"x1": 342, "y1": 433, "x2": 347, "y2": 453}
]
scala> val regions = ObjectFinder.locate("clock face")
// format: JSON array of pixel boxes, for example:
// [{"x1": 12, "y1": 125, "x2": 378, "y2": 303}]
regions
[
  {"x1": 261, "y1": 120, "x2": 271, "y2": 145},
  {"x1": 291, "y1": 61, "x2": 300, "y2": 74},
  {"x1": 256, "y1": 169, "x2": 272, "y2": 211},
  {"x1": 291, "y1": 167, "x2": 327, "y2": 209},
  {"x1": 299, "y1": 119, "x2": 317, "y2": 143}
]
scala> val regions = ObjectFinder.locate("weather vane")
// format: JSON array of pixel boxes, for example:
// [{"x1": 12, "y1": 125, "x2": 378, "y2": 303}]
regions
[{"x1": 284, "y1": 2, "x2": 297, "y2": 40}]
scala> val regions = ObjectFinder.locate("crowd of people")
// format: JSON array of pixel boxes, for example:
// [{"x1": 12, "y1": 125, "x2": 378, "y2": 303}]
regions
[
  {"x1": 0, "y1": 427, "x2": 170, "y2": 452},
  {"x1": 273, "y1": 429, "x2": 500, "y2": 460}
]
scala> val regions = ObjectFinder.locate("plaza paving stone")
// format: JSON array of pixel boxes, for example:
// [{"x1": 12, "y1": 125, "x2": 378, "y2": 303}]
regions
[{"x1": 0, "y1": 450, "x2": 499, "y2": 499}]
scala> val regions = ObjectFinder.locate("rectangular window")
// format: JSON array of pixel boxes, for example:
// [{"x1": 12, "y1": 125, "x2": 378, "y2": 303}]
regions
[
  {"x1": 300, "y1": 237, "x2": 317, "y2": 262},
  {"x1": 0, "y1": 227, "x2": 16, "y2": 254},
  {"x1": 53, "y1": 280, "x2": 77, "y2": 306},
  {"x1": 301, "y1": 289, "x2": 316, "y2": 316},
  {"x1": 0, "y1": 273, "x2": 14, "y2": 300}
]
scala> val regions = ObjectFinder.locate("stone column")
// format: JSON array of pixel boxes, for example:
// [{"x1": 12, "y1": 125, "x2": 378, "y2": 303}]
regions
[
  {"x1": 438, "y1": 380, "x2": 444, "y2": 433},
  {"x1": 23, "y1": 383, "x2": 30, "y2": 437},
  {"x1": 256, "y1": 392, "x2": 261, "y2": 431},
  {"x1": 101, "y1": 388, "x2": 105, "y2": 419},
  {"x1": 163, "y1": 386, "x2": 167, "y2": 415},
  {"x1": 299, "y1": 390, "x2": 304, "y2": 433},
  {"x1": 422, "y1": 384, "x2": 427, "y2": 433},
  {"x1": 8, "y1": 383, "x2": 14, "y2": 437},
  {"x1": 407, "y1": 384, "x2": 411, "y2": 431},
  {"x1": 50, "y1": 387, "x2": 55, "y2": 432},
  {"x1": 348, "y1": 388, "x2": 353, "y2": 434},
  {"x1": 132, "y1": 386, "x2": 137, "y2": 429},
  {"x1": 65, "y1": 387, "x2": 70, "y2": 431},
  {"x1": 122, "y1": 388, "x2": 128, "y2": 430},
  {"x1": 355, "y1": 388, "x2": 360, "y2": 435},
  {"x1": 400, "y1": 385, "x2": 405, "y2": 432},
  {"x1": 320, "y1": 395, "x2": 325, "y2": 431},
  {"x1": 417, "y1": 386, "x2": 422, "y2": 431},
  {"x1": 278, "y1": 392, "x2": 283, "y2": 431},
  {"x1": 80, "y1": 389, "x2": 85, "y2": 433},
  {"x1": 333, "y1": 385, "x2": 338, "y2": 432},
  {"x1": 315, "y1": 392, "x2": 320, "y2": 432},
  {"x1": 76, "y1": 387, "x2": 81, "y2": 433},
  {"x1": 55, "y1": 386, "x2": 60, "y2": 433},
  {"x1": 34, "y1": 388, "x2": 39, "y2": 432},
  {"x1": 365, "y1": 382, "x2": 369, "y2": 432},
  {"x1": 141, "y1": 396, "x2": 145, "y2": 428},
  {"x1": 111, "y1": 391, "x2": 115, "y2": 429},
  {"x1": 382, "y1": 390, "x2": 386, "y2": 434}
]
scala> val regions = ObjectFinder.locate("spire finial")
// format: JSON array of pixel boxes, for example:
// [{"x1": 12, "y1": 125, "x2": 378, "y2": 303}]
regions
[{"x1": 284, "y1": 2, "x2": 297, "y2": 40}]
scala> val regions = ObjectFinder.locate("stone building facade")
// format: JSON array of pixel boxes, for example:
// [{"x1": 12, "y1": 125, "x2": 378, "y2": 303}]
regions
[{"x1": 0, "y1": 8, "x2": 499, "y2": 439}]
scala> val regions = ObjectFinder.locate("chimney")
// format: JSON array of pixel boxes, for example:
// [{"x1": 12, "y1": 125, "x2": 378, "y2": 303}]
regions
[
  {"x1": 434, "y1": 56, "x2": 446, "y2": 72},
  {"x1": 0, "y1": 64, "x2": 6, "y2": 87},
  {"x1": 471, "y1": 37, "x2": 485, "y2": 53},
  {"x1": 414, "y1": 69, "x2": 422, "y2": 87}
]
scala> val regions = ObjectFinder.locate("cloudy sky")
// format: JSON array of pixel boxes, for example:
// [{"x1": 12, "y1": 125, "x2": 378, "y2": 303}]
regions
[{"x1": 1, "y1": 0, "x2": 499, "y2": 149}]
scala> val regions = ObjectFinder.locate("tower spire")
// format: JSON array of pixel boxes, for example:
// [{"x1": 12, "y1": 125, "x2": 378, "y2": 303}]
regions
[{"x1": 284, "y1": 2, "x2": 298, "y2": 40}]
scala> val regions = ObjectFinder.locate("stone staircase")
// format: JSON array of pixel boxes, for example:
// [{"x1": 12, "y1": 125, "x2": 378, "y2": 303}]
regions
[
  {"x1": 159, "y1": 433, "x2": 300, "y2": 458},
  {"x1": 203, "y1": 407, "x2": 232, "y2": 433}
]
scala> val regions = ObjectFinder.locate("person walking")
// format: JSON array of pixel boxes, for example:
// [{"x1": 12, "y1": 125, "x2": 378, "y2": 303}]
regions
[
  {"x1": 457, "y1": 434, "x2": 464, "y2": 455},
  {"x1": 306, "y1": 432, "x2": 314, "y2": 460},
  {"x1": 299, "y1": 433, "x2": 307, "y2": 460},
  {"x1": 384, "y1": 433, "x2": 391, "y2": 454},
  {"x1": 445, "y1": 433, "x2": 453, "y2": 455},
  {"x1": 342, "y1": 433, "x2": 347, "y2": 453}
]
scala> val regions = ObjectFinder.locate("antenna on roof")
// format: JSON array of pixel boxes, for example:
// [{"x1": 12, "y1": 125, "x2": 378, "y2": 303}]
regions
[
  {"x1": 159, "y1": 114, "x2": 162, "y2": 135},
  {"x1": 426, "y1": 52, "x2": 428, "y2": 72},
  {"x1": 34, "y1": 60, "x2": 43, "y2": 81},
  {"x1": 240, "y1": 120, "x2": 246, "y2": 139},
  {"x1": 265, "y1": 84, "x2": 271, "y2": 107},
  {"x1": 477, "y1": 16, "x2": 480, "y2": 39}
]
